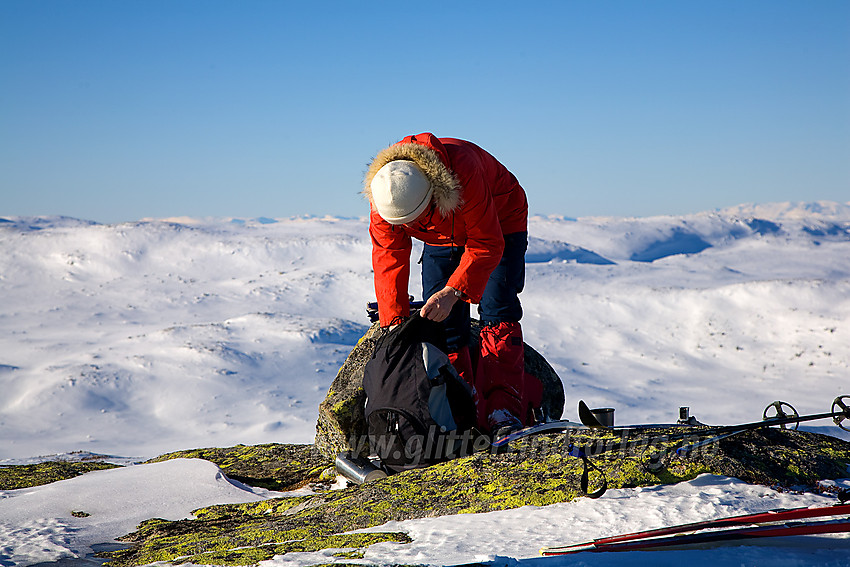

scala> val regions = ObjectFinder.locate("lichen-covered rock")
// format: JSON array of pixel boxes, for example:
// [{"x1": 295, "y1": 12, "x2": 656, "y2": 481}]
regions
[
  {"x1": 314, "y1": 323, "x2": 383, "y2": 460},
  {"x1": 147, "y1": 444, "x2": 332, "y2": 492},
  {"x1": 105, "y1": 428, "x2": 850, "y2": 567},
  {"x1": 314, "y1": 320, "x2": 565, "y2": 460},
  {"x1": 0, "y1": 460, "x2": 119, "y2": 490},
  {"x1": 696, "y1": 427, "x2": 850, "y2": 486}
]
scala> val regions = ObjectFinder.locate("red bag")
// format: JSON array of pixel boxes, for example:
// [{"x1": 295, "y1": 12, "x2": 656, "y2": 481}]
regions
[{"x1": 476, "y1": 322, "x2": 543, "y2": 431}]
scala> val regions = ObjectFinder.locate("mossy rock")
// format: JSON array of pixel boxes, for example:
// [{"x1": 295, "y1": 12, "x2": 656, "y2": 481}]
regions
[
  {"x1": 0, "y1": 460, "x2": 120, "y2": 490},
  {"x1": 314, "y1": 320, "x2": 565, "y2": 460},
  {"x1": 314, "y1": 324, "x2": 382, "y2": 460},
  {"x1": 147, "y1": 444, "x2": 333, "y2": 492},
  {"x1": 696, "y1": 427, "x2": 850, "y2": 486},
  {"x1": 106, "y1": 428, "x2": 850, "y2": 566}
]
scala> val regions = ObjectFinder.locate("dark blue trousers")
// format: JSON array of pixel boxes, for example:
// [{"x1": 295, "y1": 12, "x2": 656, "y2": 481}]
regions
[{"x1": 421, "y1": 231, "x2": 527, "y2": 352}]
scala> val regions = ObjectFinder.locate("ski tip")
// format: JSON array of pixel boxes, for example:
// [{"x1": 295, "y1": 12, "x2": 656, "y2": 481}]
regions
[
  {"x1": 578, "y1": 399, "x2": 607, "y2": 428},
  {"x1": 540, "y1": 543, "x2": 593, "y2": 556},
  {"x1": 540, "y1": 546, "x2": 561, "y2": 556}
]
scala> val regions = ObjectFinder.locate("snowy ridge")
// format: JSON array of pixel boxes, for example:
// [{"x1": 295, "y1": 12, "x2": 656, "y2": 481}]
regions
[
  {"x1": 718, "y1": 200, "x2": 850, "y2": 220},
  {"x1": 0, "y1": 216, "x2": 375, "y2": 460},
  {"x1": 1, "y1": 205, "x2": 849, "y2": 460}
]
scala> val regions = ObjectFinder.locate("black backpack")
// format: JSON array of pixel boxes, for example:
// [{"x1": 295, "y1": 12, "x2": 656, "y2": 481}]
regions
[{"x1": 363, "y1": 312, "x2": 476, "y2": 473}]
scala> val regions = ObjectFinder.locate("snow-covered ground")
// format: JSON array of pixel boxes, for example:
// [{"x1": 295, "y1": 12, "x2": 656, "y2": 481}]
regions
[{"x1": 1, "y1": 201, "x2": 849, "y2": 566}]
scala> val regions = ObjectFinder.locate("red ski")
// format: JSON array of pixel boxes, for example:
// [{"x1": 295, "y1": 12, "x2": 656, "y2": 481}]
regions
[{"x1": 540, "y1": 503, "x2": 850, "y2": 555}]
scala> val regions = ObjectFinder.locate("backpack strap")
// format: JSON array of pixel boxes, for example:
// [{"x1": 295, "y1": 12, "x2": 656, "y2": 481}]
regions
[{"x1": 568, "y1": 444, "x2": 608, "y2": 499}]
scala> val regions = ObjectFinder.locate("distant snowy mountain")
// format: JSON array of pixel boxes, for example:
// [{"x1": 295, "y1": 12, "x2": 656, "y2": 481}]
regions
[
  {"x1": 531, "y1": 205, "x2": 850, "y2": 263},
  {"x1": 718, "y1": 200, "x2": 850, "y2": 220}
]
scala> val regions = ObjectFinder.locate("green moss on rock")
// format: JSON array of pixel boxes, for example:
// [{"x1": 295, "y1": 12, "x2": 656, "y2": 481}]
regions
[
  {"x1": 147, "y1": 443, "x2": 332, "y2": 492},
  {"x1": 0, "y1": 460, "x2": 119, "y2": 490}
]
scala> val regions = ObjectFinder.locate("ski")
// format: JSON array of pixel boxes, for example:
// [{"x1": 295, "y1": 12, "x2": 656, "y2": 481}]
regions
[
  {"x1": 494, "y1": 397, "x2": 849, "y2": 468},
  {"x1": 490, "y1": 418, "x2": 696, "y2": 449},
  {"x1": 580, "y1": 396, "x2": 850, "y2": 438},
  {"x1": 675, "y1": 395, "x2": 850, "y2": 456},
  {"x1": 493, "y1": 394, "x2": 848, "y2": 451},
  {"x1": 576, "y1": 400, "x2": 702, "y2": 431},
  {"x1": 545, "y1": 518, "x2": 850, "y2": 554},
  {"x1": 494, "y1": 400, "x2": 709, "y2": 450},
  {"x1": 540, "y1": 504, "x2": 850, "y2": 555},
  {"x1": 676, "y1": 429, "x2": 746, "y2": 457},
  {"x1": 490, "y1": 419, "x2": 589, "y2": 448}
]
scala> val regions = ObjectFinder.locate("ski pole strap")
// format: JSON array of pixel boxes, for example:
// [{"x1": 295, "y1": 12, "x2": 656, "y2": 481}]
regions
[{"x1": 568, "y1": 444, "x2": 607, "y2": 499}]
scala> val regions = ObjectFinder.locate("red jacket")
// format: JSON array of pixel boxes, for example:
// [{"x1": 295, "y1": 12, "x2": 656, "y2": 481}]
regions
[{"x1": 365, "y1": 133, "x2": 528, "y2": 326}]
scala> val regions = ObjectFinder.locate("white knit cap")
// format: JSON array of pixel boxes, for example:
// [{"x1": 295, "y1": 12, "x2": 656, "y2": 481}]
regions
[{"x1": 370, "y1": 160, "x2": 433, "y2": 225}]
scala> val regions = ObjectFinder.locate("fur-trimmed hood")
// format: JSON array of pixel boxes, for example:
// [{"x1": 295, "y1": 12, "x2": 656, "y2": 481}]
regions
[{"x1": 364, "y1": 137, "x2": 462, "y2": 218}]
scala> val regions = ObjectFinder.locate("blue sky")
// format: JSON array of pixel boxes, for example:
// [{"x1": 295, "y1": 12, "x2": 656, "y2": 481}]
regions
[{"x1": 2, "y1": 0, "x2": 848, "y2": 223}]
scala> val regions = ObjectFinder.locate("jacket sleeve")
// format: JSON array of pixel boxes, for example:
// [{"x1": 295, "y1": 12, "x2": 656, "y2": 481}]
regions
[
  {"x1": 369, "y1": 207, "x2": 412, "y2": 326},
  {"x1": 446, "y1": 167, "x2": 505, "y2": 303}
]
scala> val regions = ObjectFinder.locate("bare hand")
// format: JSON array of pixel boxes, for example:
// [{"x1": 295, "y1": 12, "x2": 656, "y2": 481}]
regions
[{"x1": 420, "y1": 286, "x2": 460, "y2": 322}]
